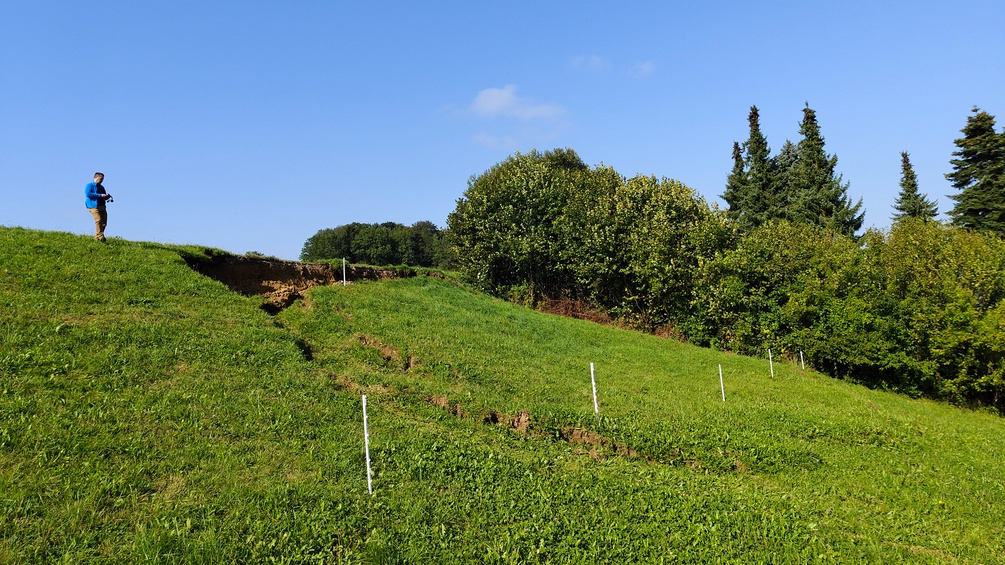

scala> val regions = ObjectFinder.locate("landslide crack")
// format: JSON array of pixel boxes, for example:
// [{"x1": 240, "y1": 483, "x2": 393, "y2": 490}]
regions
[{"x1": 181, "y1": 251, "x2": 419, "y2": 313}]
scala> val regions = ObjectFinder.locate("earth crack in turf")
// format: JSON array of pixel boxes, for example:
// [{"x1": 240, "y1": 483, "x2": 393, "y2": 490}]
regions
[{"x1": 182, "y1": 252, "x2": 423, "y2": 312}]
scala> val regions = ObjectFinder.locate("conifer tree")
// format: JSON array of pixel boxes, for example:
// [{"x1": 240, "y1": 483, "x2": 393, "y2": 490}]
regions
[
  {"x1": 892, "y1": 151, "x2": 938, "y2": 222},
  {"x1": 721, "y1": 106, "x2": 778, "y2": 229},
  {"x1": 771, "y1": 140, "x2": 798, "y2": 211},
  {"x1": 744, "y1": 105, "x2": 777, "y2": 227},
  {"x1": 723, "y1": 141, "x2": 746, "y2": 221},
  {"x1": 787, "y1": 104, "x2": 864, "y2": 236},
  {"x1": 946, "y1": 107, "x2": 1005, "y2": 234}
]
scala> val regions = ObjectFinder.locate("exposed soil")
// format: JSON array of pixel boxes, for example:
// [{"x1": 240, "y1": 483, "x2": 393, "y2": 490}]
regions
[
  {"x1": 184, "y1": 254, "x2": 417, "y2": 312},
  {"x1": 429, "y1": 394, "x2": 465, "y2": 417},
  {"x1": 536, "y1": 297, "x2": 614, "y2": 326},
  {"x1": 511, "y1": 410, "x2": 531, "y2": 434},
  {"x1": 425, "y1": 399, "x2": 642, "y2": 461},
  {"x1": 357, "y1": 334, "x2": 417, "y2": 372},
  {"x1": 559, "y1": 425, "x2": 639, "y2": 459}
]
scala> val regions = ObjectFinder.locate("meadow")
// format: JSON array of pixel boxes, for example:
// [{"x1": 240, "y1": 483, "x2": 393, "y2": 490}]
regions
[{"x1": 2, "y1": 226, "x2": 1003, "y2": 563}]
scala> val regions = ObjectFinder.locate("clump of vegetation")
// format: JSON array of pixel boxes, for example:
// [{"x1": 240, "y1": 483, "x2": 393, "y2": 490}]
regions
[{"x1": 688, "y1": 218, "x2": 1005, "y2": 406}]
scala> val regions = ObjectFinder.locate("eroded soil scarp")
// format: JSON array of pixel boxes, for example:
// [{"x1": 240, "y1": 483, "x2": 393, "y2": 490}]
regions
[{"x1": 184, "y1": 253, "x2": 416, "y2": 312}]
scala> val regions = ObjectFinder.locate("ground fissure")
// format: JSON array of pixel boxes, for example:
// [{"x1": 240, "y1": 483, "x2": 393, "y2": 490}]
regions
[{"x1": 183, "y1": 253, "x2": 418, "y2": 312}]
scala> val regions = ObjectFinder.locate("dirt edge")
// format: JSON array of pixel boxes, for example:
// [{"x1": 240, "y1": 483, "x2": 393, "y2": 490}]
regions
[{"x1": 183, "y1": 253, "x2": 422, "y2": 312}]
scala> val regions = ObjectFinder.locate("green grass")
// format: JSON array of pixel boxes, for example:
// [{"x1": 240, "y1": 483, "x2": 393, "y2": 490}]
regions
[{"x1": 2, "y1": 226, "x2": 1004, "y2": 563}]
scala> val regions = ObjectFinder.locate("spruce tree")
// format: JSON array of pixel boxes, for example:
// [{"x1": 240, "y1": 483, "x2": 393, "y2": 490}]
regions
[
  {"x1": 743, "y1": 105, "x2": 777, "y2": 228},
  {"x1": 892, "y1": 151, "x2": 938, "y2": 222},
  {"x1": 720, "y1": 106, "x2": 778, "y2": 229},
  {"x1": 722, "y1": 141, "x2": 747, "y2": 222},
  {"x1": 787, "y1": 104, "x2": 864, "y2": 236},
  {"x1": 771, "y1": 139, "x2": 798, "y2": 211},
  {"x1": 946, "y1": 107, "x2": 1005, "y2": 234}
]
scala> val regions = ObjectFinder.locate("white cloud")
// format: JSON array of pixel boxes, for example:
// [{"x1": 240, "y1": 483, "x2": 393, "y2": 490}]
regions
[
  {"x1": 469, "y1": 85, "x2": 566, "y2": 120},
  {"x1": 571, "y1": 55, "x2": 653, "y2": 77},
  {"x1": 629, "y1": 60, "x2": 655, "y2": 78},
  {"x1": 471, "y1": 132, "x2": 519, "y2": 150},
  {"x1": 571, "y1": 55, "x2": 609, "y2": 72}
]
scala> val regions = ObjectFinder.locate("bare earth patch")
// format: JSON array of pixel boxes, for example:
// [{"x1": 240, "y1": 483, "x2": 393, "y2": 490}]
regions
[
  {"x1": 536, "y1": 297, "x2": 613, "y2": 326},
  {"x1": 184, "y1": 254, "x2": 416, "y2": 312},
  {"x1": 424, "y1": 400, "x2": 642, "y2": 461}
]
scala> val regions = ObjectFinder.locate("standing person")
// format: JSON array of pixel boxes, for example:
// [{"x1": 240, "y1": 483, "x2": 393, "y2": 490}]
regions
[{"x1": 84, "y1": 172, "x2": 113, "y2": 241}]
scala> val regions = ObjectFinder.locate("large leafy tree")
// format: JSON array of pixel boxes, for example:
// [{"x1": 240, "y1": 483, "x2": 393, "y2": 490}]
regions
[
  {"x1": 554, "y1": 164, "x2": 626, "y2": 307},
  {"x1": 786, "y1": 104, "x2": 864, "y2": 236},
  {"x1": 946, "y1": 107, "x2": 1005, "y2": 234},
  {"x1": 892, "y1": 151, "x2": 938, "y2": 222},
  {"x1": 449, "y1": 148, "x2": 732, "y2": 327},
  {"x1": 614, "y1": 175, "x2": 732, "y2": 328},
  {"x1": 447, "y1": 148, "x2": 586, "y2": 301},
  {"x1": 876, "y1": 219, "x2": 1005, "y2": 406},
  {"x1": 721, "y1": 106, "x2": 778, "y2": 230}
]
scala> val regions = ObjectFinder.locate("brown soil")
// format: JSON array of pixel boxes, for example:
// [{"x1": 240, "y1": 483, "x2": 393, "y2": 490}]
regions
[
  {"x1": 357, "y1": 335, "x2": 418, "y2": 372},
  {"x1": 560, "y1": 426, "x2": 605, "y2": 446},
  {"x1": 559, "y1": 425, "x2": 639, "y2": 459},
  {"x1": 358, "y1": 335, "x2": 401, "y2": 362},
  {"x1": 184, "y1": 254, "x2": 417, "y2": 312},
  {"x1": 424, "y1": 400, "x2": 643, "y2": 462},
  {"x1": 428, "y1": 395, "x2": 465, "y2": 417},
  {"x1": 536, "y1": 297, "x2": 613, "y2": 326},
  {"x1": 511, "y1": 410, "x2": 531, "y2": 434},
  {"x1": 429, "y1": 395, "x2": 451, "y2": 410}
]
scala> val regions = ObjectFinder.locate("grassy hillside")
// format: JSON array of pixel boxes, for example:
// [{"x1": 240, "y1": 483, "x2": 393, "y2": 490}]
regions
[{"x1": 2, "y1": 227, "x2": 1004, "y2": 563}]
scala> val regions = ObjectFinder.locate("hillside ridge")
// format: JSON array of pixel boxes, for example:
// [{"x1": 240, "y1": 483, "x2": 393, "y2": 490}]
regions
[{"x1": 4, "y1": 226, "x2": 1005, "y2": 562}]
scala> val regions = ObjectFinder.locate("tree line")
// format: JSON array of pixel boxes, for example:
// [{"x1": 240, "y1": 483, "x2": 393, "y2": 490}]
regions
[
  {"x1": 446, "y1": 106, "x2": 1005, "y2": 412},
  {"x1": 300, "y1": 221, "x2": 452, "y2": 268},
  {"x1": 725, "y1": 104, "x2": 1005, "y2": 233}
]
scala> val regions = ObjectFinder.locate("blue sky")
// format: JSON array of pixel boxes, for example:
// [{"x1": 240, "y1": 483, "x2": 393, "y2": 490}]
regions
[{"x1": 3, "y1": 1, "x2": 1003, "y2": 260}]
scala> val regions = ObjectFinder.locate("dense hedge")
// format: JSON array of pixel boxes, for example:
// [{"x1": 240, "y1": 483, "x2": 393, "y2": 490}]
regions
[
  {"x1": 690, "y1": 219, "x2": 1005, "y2": 405},
  {"x1": 447, "y1": 149, "x2": 733, "y2": 319},
  {"x1": 448, "y1": 150, "x2": 1005, "y2": 413}
]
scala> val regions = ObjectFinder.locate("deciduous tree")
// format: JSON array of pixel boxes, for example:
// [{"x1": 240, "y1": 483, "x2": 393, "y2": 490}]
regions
[{"x1": 447, "y1": 149, "x2": 584, "y2": 301}]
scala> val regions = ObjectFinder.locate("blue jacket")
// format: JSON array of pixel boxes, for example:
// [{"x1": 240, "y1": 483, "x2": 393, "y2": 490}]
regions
[{"x1": 85, "y1": 181, "x2": 107, "y2": 209}]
